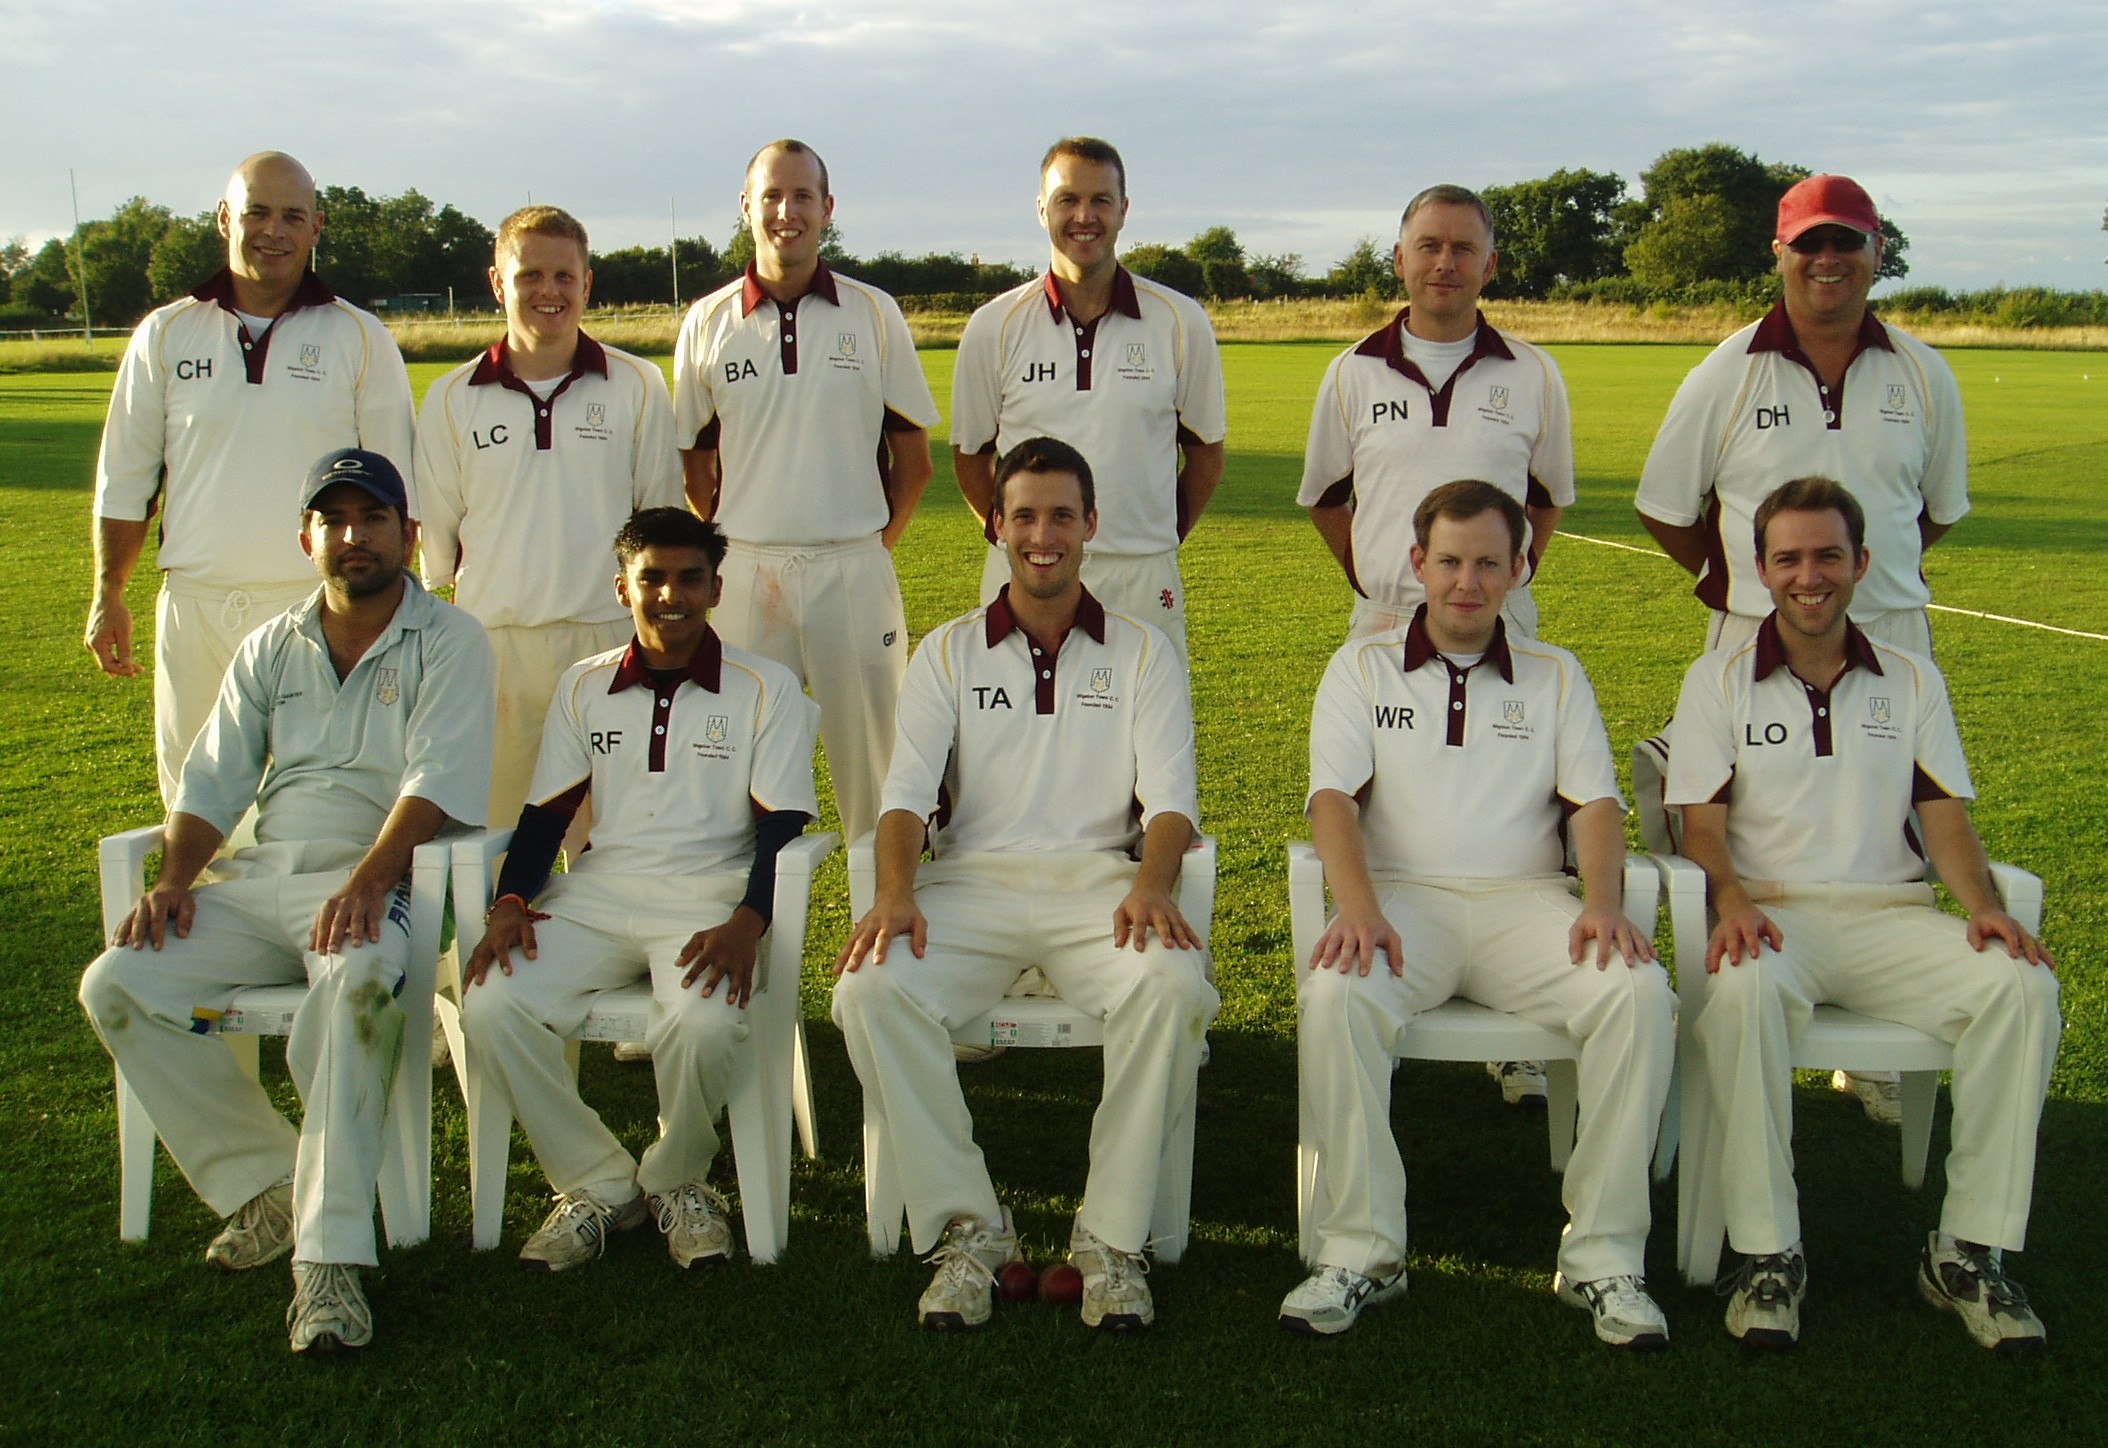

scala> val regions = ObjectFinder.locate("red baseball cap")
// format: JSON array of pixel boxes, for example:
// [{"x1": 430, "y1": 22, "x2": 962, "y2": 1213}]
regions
[{"x1": 1777, "y1": 174, "x2": 1881, "y2": 243}]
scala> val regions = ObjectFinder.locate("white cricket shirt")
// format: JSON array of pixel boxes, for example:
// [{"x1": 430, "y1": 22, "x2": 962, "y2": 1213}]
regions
[
  {"x1": 671, "y1": 263, "x2": 939, "y2": 545},
  {"x1": 416, "y1": 335, "x2": 684, "y2": 628},
  {"x1": 1635, "y1": 305, "x2": 1969, "y2": 618},
  {"x1": 951, "y1": 269, "x2": 1228, "y2": 556},
  {"x1": 882, "y1": 588, "x2": 1197, "y2": 857},
  {"x1": 1309, "y1": 610, "x2": 1620, "y2": 881},
  {"x1": 95, "y1": 269, "x2": 416, "y2": 590}
]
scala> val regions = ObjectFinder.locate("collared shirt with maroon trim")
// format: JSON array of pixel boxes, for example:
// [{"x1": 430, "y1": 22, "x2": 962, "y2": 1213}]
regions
[
  {"x1": 671, "y1": 262, "x2": 938, "y2": 546},
  {"x1": 1666, "y1": 614, "x2": 1974, "y2": 885},
  {"x1": 1297, "y1": 310, "x2": 1573, "y2": 609},
  {"x1": 415, "y1": 333, "x2": 682, "y2": 628},
  {"x1": 1636, "y1": 302, "x2": 1969, "y2": 617},
  {"x1": 951, "y1": 267, "x2": 1227, "y2": 556},
  {"x1": 882, "y1": 586, "x2": 1197, "y2": 857},
  {"x1": 523, "y1": 629, "x2": 819, "y2": 879},
  {"x1": 94, "y1": 269, "x2": 415, "y2": 591},
  {"x1": 1308, "y1": 607, "x2": 1620, "y2": 881}
]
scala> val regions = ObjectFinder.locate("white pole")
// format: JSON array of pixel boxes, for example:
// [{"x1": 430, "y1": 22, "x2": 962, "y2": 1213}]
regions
[
  {"x1": 670, "y1": 196, "x2": 680, "y2": 310},
  {"x1": 69, "y1": 168, "x2": 93, "y2": 342}
]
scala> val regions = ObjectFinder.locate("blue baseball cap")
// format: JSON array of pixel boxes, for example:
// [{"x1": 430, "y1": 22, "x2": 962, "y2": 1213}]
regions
[{"x1": 303, "y1": 448, "x2": 409, "y2": 515}]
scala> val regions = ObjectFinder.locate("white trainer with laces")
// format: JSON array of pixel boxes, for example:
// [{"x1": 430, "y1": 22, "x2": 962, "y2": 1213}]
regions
[
  {"x1": 1722, "y1": 1246, "x2": 1806, "y2": 1351},
  {"x1": 206, "y1": 1173, "x2": 296, "y2": 1273},
  {"x1": 1918, "y1": 1233, "x2": 2046, "y2": 1354},
  {"x1": 1554, "y1": 1271, "x2": 1670, "y2": 1349},
  {"x1": 1278, "y1": 1263, "x2": 1407, "y2": 1337},
  {"x1": 917, "y1": 1207, "x2": 1021, "y2": 1330},
  {"x1": 1069, "y1": 1220, "x2": 1154, "y2": 1331},
  {"x1": 519, "y1": 1188, "x2": 649, "y2": 1271},
  {"x1": 1487, "y1": 1059, "x2": 1549, "y2": 1107},
  {"x1": 652, "y1": 1181, "x2": 734, "y2": 1268},
  {"x1": 288, "y1": 1261, "x2": 371, "y2": 1353},
  {"x1": 1832, "y1": 1069, "x2": 1903, "y2": 1127}
]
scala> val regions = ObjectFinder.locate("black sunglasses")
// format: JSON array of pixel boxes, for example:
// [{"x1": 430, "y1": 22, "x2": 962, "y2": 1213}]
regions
[{"x1": 1786, "y1": 228, "x2": 1870, "y2": 254}]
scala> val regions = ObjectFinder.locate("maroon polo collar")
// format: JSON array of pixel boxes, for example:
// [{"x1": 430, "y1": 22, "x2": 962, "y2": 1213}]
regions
[
  {"x1": 1747, "y1": 301, "x2": 1893, "y2": 357},
  {"x1": 1750, "y1": 613, "x2": 1884, "y2": 683},
  {"x1": 1041, "y1": 266, "x2": 1143, "y2": 322},
  {"x1": 984, "y1": 584, "x2": 1108, "y2": 649},
  {"x1": 468, "y1": 332, "x2": 610, "y2": 387},
  {"x1": 191, "y1": 267, "x2": 337, "y2": 315},
  {"x1": 741, "y1": 259, "x2": 841, "y2": 316},
  {"x1": 1353, "y1": 308, "x2": 1515, "y2": 373},
  {"x1": 1400, "y1": 604, "x2": 1516, "y2": 683},
  {"x1": 608, "y1": 628, "x2": 724, "y2": 695}
]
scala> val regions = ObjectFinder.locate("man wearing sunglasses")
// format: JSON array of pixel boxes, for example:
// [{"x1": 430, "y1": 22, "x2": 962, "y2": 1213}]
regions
[{"x1": 1632, "y1": 174, "x2": 1970, "y2": 1129}]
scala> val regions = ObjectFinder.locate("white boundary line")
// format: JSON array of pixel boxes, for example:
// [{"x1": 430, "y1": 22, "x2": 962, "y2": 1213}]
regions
[{"x1": 1563, "y1": 532, "x2": 2108, "y2": 642}]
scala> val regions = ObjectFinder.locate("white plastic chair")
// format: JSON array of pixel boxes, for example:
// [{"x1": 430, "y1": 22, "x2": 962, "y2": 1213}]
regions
[
  {"x1": 443, "y1": 829, "x2": 836, "y2": 1265},
  {"x1": 1655, "y1": 849, "x2": 2044, "y2": 1286},
  {"x1": 846, "y1": 836, "x2": 1218, "y2": 1263},
  {"x1": 1286, "y1": 840, "x2": 1663, "y2": 1266},
  {"x1": 100, "y1": 825, "x2": 450, "y2": 1246}
]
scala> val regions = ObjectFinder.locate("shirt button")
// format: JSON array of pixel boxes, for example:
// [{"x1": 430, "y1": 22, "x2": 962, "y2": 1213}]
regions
[
  {"x1": 1081, "y1": 349, "x2": 1091, "y2": 359},
  {"x1": 1817, "y1": 708, "x2": 1827, "y2": 718},
  {"x1": 1042, "y1": 670, "x2": 1052, "y2": 679},
  {"x1": 1453, "y1": 701, "x2": 1463, "y2": 711},
  {"x1": 1825, "y1": 411, "x2": 1836, "y2": 423},
  {"x1": 655, "y1": 725, "x2": 666, "y2": 735},
  {"x1": 242, "y1": 342, "x2": 252, "y2": 351}
]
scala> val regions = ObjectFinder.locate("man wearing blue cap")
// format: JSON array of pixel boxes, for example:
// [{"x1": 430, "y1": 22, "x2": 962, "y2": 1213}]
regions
[{"x1": 80, "y1": 448, "x2": 494, "y2": 1355}]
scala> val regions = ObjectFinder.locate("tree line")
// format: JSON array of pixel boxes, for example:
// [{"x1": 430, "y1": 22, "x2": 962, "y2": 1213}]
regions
[{"x1": 8, "y1": 142, "x2": 2102, "y2": 331}]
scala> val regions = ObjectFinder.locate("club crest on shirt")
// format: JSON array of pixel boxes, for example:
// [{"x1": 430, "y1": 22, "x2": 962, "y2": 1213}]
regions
[
  {"x1": 1077, "y1": 666, "x2": 1119, "y2": 711},
  {"x1": 1870, "y1": 696, "x2": 1891, "y2": 726},
  {"x1": 1116, "y1": 341, "x2": 1153, "y2": 381},
  {"x1": 1475, "y1": 385, "x2": 1514, "y2": 426},
  {"x1": 301, "y1": 344, "x2": 321, "y2": 369},
  {"x1": 827, "y1": 331, "x2": 865, "y2": 372},
  {"x1": 706, "y1": 714, "x2": 729, "y2": 744},
  {"x1": 287, "y1": 343, "x2": 326, "y2": 382},
  {"x1": 587, "y1": 403, "x2": 605, "y2": 428},
  {"x1": 1489, "y1": 385, "x2": 1509, "y2": 411},
  {"x1": 1091, "y1": 667, "x2": 1113, "y2": 693},
  {"x1": 1862, "y1": 695, "x2": 1901, "y2": 742},
  {"x1": 375, "y1": 667, "x2": 400, "y2": 706},
  {"x1": 1491, "y1": 697, "x2": 1534, "y2": 741},
  {"x1": 1878, "y1": 384, "x2": 1915, "y2": 426}
]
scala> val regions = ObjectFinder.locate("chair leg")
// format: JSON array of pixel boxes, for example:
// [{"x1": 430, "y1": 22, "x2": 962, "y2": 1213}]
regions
[
  {"x1": 1296, "y1": 1079, "x2": 1324, "y2": 1268},
  {"x1": 117, "y1": 1067, "x2": 156, "y2": 1242},
  {"x1": 863, "y1": 1095, "x2": 905, "y2": 1258},
  {"x1": 1898, "y1": 1070, "x2": 1939, "y2": 1191},
  {"x1": 1677, "y1": 1039, "x2": 1727, "y2": 1287},
  {"x1": 1151, "y1": 1089, "x2": 1197, "y2": 1264},
  {"x1": 726, "y1": 1017, "x2": 792, "y2": 1266},
  {"x1": 465, "y1": 1045, "x2": 515, "y2": 1253},
  {"x1": 791, "y1": 1019, "x2": 820, "y2": 1161},
  {"x1": 377, "y1": 1010, "x2": 433, "y2": 1249},
  {"x1": 1652, "y1": 1050, "x2": 1682, "y2": 1184},
  {"x1": 1544, "y1": 1058, "x2": 1580, "y2": 1175}
]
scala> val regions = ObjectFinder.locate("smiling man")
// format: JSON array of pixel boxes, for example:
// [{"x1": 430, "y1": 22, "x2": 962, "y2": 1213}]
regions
[
  {"x1": 458, "y1": 507, "x2": 818, "y2": 1274},
  {"x1": 1665, "y1": 477, "x2": 2058, "y2": 1354},
  {"x1": 1299, "y1": 185, "x2": 1574, "y2": 644},
  {"x1": 1283, "y1": 480, "x2": 1673, "y2": 1347},
  {"x1": 672, "y1": 140, "x2": 939, "y2": 845},
  {"x1": 416, "y1": 206, "x2": 684, "y2": 832},
  {"x1": 950, "y1": 137, "x2": 1226, "y2": 665},
  {"x1": 89, "y1": 151, "x2": 416, "y2": 804},
  {"x1": 833, "y1": 436, "x2": 1215, "y2": 1334},
  {"x1": 79, "y1": 448, "x2": 494, "y2": 1354}
]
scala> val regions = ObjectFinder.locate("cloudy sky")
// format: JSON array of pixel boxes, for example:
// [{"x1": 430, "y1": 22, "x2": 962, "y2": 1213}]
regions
[{"x1": 5, "y1": 0, "x2": 2104, "y2": 291}]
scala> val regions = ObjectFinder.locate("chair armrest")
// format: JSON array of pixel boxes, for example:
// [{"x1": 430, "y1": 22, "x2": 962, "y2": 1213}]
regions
[
  {"x1": 1287, "y1": 840, "x2": 1326, "y2": 972},
  {"x1": 1621, "y1": 854, "x2": 1661, "y2": 937},
  {"x1": 447, "y1": 827, "x2": 517, "y2": 922},
  {"x1": 770, "y1": 830, "x2": 839, "y2": 918},
  {"x1": 1651, "y1": 853, "x2": 1711, "y2": 1005},
  {"x1": 1177, "y1": 835, "x2": 1218, "y2": 945},
  {"x1": 1988, "y1": 861, "x2": 2044, "y2": 936},
  {"x1": 845, "y1": 831, "x2": 877, "y2": 918},
  {"x1": 98, "y1": 824, "x2": 167, "y2": 941}
]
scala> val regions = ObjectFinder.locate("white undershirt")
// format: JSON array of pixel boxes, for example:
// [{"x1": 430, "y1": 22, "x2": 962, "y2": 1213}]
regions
[
  {"x1": 234, "y1": 309, "x2": 276, "y2": 337},
  {"x1": 1398, "y1": 329, "x2": 1477, "y2": 392},
  {"x1": 524, "y1": 374, "x2": 565, "y2": 399}
]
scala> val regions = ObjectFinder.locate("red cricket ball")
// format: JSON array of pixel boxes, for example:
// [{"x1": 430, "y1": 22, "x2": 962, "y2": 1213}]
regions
[
  {"x1": 1038, "y1": 1261, "x2": 1083, "y2": 1307},
  {"x1": 998, "y1": 1260, "x2": 1039, "y2": 1303}
]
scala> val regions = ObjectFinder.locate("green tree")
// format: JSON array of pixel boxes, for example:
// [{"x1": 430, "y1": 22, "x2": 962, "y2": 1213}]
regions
[
  {"x1": 148, "y1": 212, "x2": 222, "y2": 301},
  {"x1": 0, "y1": 236, "x2": 27, "y2": 305},
  {"x1": 71, "y1": 196, "x2": 173, "y2": 326},
  {"x1": 1187, "y1": 226, "x2": 1251, "y2": 300},
  {"x1": 1876, "y1": 218, "x2": 1910, "y2": 282},
  {"x1": 1619, "y1": 143, "x2": 1795, "y2": 287},
  {"x1": 1248, "y1": 252, "x2": 1305, "y2": 300},
  {"x1": 1624, "y1": 193, "x2": 1748, "y2": 290},
  {"x1": 593, "y1": 236, "x2": 726, "y2": 307},
  {"x1": 1323, "y1": 238, "x2": 1400, "y2": 299},
  {"x1": 1121, "y1": 243, "x2": 1205, "y2": 296},
  {"x1": 314, "y1": 186, "x2": 496, "y2": 305},
  {"x1": 1480, "y1": 168, "x2": 1626, "y2": 299},
  {"x1": 20, "y1": 238, "x2": 75, "y2": 315}
]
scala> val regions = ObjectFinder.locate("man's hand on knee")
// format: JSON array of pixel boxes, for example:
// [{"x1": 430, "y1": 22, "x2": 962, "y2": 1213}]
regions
[
  {"x1": 1310, "y1": 909, "x2": 1404, "y2": 978},
  {"x1": 464, "y1": 899, "x2": 542, "y2": 986},
  {"x1": 680, "y1": 906, "x2": 767, "y2": 1006},
  {"x1": 836, "y1": 895, "x2": 927, "y2": 974},
  {"x1": 1706, "y1": 903, "x2": 1782, "y2": 973},
  {"x1": 1112, "y1": 884, "x2": 1200, "y2": 953},
  {"x1": 117, "y1": 883, "x2": 196, "y2": 950},
  {"x1": 1569, "y1": 904, "x2": 1657, "y2": 970},
  {"x1": 1968, "y1": 908, "x2": 2055, "y2": 969},
  {"x1": 312, "y1": 874, "x2": 395, "y2": 955}
]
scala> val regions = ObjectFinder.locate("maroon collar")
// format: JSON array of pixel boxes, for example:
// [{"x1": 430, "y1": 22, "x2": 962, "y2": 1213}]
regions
[
  {"x1": 1400, "y1": 604, "x2": 1515, "y2": 683},
  {"x1": 190, "y1": 267, "x2": 336, "y2": 316},
  {"x1": 1750, "y1": 613, "x2": 1885, "y2": 683},
  {"x1": 468, "y1": 331, "x2": 610, "y2": 386},
  {"x1": 1353, "y1": 308, "x2": 1514, "y2": 367},
  {"x1": 608, "y1": 628, "x2": 724, "y2": 694},
  {"x1": 984, "y1": 584, "x2": 1108, "y2": 649},
  {"x1": 1041, "y1": 266, "x2": 1143, "y2": 322},
  {"x1": 1747, "y1": 301, "x2": 1893, "y2": 357},
  {"x1": 741, "y1": 259, "x2": 841, "y2": 316}
]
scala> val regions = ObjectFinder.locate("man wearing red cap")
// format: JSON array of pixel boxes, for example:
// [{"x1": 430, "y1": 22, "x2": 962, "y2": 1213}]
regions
[{"x1": 1632, "y1": 175, "x2": 1970, "y2": 1125}]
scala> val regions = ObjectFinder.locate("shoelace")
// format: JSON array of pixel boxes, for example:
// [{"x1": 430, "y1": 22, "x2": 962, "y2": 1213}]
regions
[
  {"x1": 1094, "y1": 1240, "x2": 1151, "y2": 1295},
  {"x1": 1948, "y1": 1245, "x2": 2033, "y2": 1317},
  {"x1": 234, "y1": 1176, "x2": 293, "y2": 1231},
  {"x1": 1719, "y1": 1251, "x2": 1804, "y2": 1305},
  {"x1": 1585, "y1": 1275, "x2": 1655, "y2": 1315},
  {"x1": 290, "y1": 1263, "x2": 369, "y2": 1335},
  {"x1": 655, "y1": 1182, "x2": 725, "y2": 1236},
  {"x1": 549, "y1": 1190, "x2": 622, "y2": 1252},
  {"x1": 924, "y1": 1224, "x2": 1004, "y2": 1291}
]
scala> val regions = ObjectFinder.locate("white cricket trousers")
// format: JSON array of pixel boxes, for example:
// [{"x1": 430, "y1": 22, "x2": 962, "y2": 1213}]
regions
[
  {"x1": 154, "y1": 576, "x2": 317, "y2": 804},
  {"x1": 1692, "y1": 882, "x2": 2060, "y2": 1256},
  {"x1": 458, "y1": 875, "x2": 748, "y2": 1201},
  {"x1": 716, "y1": 535, "x2": 905, "y2": 842},
  {"x1": 78, "y1": 864, "x2": 413, "y2": 1266},
  {"x1": 1706, "y1": 607, "x2": 1933, "y2": 657},
  {"x1": 979, "y1": 545, "x2": 1189, "y2": 667},
  {"x1": 1347, "y1": 583, "x2": 1540, "y2": 642},
  {"x1": 485, "y1": 620, "x2": 632, "y2": 833},
  {"x1": 832, "y1": 852, "x2": 1219, "y2": 1255},
  {"x1": 1298, "y1": 877, "x2": 1675, "y2": 1283}
]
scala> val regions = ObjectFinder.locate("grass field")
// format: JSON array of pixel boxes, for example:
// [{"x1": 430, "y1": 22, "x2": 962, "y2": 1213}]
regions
[{"x1": 2, "y1": 343, "x2": 2104, "y2": 1446}]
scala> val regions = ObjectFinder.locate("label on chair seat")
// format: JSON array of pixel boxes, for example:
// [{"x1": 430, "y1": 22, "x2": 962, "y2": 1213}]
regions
[{"x1": 988, "y1": 1018, "x2": 1076, "y2": 1048}]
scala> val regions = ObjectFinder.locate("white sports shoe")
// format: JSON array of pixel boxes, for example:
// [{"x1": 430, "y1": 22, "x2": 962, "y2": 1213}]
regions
[
  {"x1": 1919, "y1": 1234, "x2": 2046, "y2": 1354},
  {"x1": 1069, "y1": 1220, "x2": 1154, "y2": 1331},
  {"x1": 288, "y1": 1262, "x2": 371, "y2": 1353},
  {"x1": 519, "y1": 1189, "x2": 649, "y2": 1271},
  {"x1": 917, "y1": 1207, "x2": 1022, "y2": 1330},
  {"x1": 1487, "y1": 1059, "x2": 1549, "y2": 1107},
  {"x1": 1722, "y1": 1246, "x2": 1806, "y2": 1351},
  {"x1": 1554, "y1": 1271, "x2": 1671, "y2": 1349},
  {"x1": 205, "y1": 1174, "x2": 295, "y2": 1273},
  {"x1": 652, "y1": 1181, "x2": 734, "y2": 1268},
  {"x1": 612, "y1": 1041, "x2": 652, "y2": 1064},
  {"x1": 951, "y1": 1041, "x2": 1008, "y2": 1064},
  {"x1": 1832, "y1": 1069, "x2": 1903, "y2": 1127},
  {"x1": 1278, "y1": 1263, "x2": 1407, "y2": 1337}
]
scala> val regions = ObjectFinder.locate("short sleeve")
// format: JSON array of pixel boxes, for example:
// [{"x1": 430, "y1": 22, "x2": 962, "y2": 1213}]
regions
[
  {"x1": 877, "y1": 292, "x2": 940, "y2": 430},
  {"x1": 398, "y1": 609, "x2": 496, "y2": 826},
  {"x1": 1551, "y1": 654, "x2": 1622, "y2": 809},
  {"x1": 1171, "y1": 297, "x2": 1227, "y2": 445},
  {"x1": 1530, "y1": 350, "x2": 1577, "y2": 507},
  {"x1": 1131, "y1": 624, "x2": 1199, "y2": 830},
  {"x1": 1664, "y1": 656, "x2": 1738, "y2": 807},
  {"x1": 631, "y1": 361, "x2": 686, "y2": 508},
  {"x1": 672, "y1": 303, "x2": 718, "y2": 449},
  {"x1": 949, "y1": 303, "x2": 1002, "y2": 455},
  {"x1": 1296, "y1": 353, "x2": 1355, "y2": 508},
  {"x1": 1307, "y1": 642, "x2": 1377, "y2": 806},
  {"x1": 748, "y1": 664, "x2": 821, "y2": 817},
  {"x1": 879, "y1": 624, "x2": 963, "y2": 825}
]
